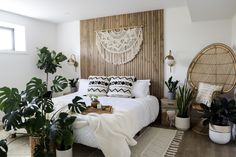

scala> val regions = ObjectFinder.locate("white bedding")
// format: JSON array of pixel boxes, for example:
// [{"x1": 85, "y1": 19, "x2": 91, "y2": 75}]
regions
[{"x1": 52, "y1": 92, "x2": 159, "y2": 156}]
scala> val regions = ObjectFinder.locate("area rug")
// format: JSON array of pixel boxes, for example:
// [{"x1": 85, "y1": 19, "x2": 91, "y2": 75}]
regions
[
  {"x1": 131, "y1": 127, "x2": 184, "y2": 157},
  {"x1": 5, "y1": 127, "x2": 184, "y2": 157}
]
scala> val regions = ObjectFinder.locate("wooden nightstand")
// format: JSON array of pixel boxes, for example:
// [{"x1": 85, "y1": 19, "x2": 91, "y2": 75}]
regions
[{"x1": 161, "y1": 98, "x2": 177, "y2": 127}]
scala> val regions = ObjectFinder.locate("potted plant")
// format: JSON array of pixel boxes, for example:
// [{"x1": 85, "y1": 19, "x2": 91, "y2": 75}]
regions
[
  {"x1": 68, "y1": 78, "x2": 79, "y2": 93},
  {"x1": 175, "y1": 83, "x2": 193, "y2": 131},
  {"x1": 0, "y1": 76, "x2": 68, "y2": 156},
  {"x1": 89, "y1": 95, "x2": 100, "y2": 108},
  {"x1": 49, "y1": 112, "x2": 76, "y2": 157},
  {"x1": 165, "y1": 76, "x2": 179, "y2": 100},
  {"x1": 0, "y1": 139, "x2": 8, "y2": 157},
  {"x1": 37, "y1": 47, "x2": 67, "y2": 97},
  {"x1": 201, "y1": 98, "x2": 236, "y2": 144}
]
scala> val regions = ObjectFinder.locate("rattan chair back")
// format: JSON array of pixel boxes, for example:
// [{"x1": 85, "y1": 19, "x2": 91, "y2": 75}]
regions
[{"x1": 187, "y1": 43, "x2": 236, "y2": 93}]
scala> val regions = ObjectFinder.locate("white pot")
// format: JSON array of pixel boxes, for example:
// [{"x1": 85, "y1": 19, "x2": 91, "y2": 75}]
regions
[
  {"x1": 209, "y1": 124, "x2": 231, "y2": 144},
  {"x1": 175, "y1": 116, "x2": 190, "y2": 131},
  {"x1": 56, "y1": 148, "x2": 72, "y2": 157}
]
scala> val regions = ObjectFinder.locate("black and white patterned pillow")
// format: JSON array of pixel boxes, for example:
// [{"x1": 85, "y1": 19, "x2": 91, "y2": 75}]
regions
[
  {"x1": 107, "y1": 76, "x2": 136, "y2": 97},
  {"x1": 87, "y1": 76, "x2": 109, "y2": 96}
]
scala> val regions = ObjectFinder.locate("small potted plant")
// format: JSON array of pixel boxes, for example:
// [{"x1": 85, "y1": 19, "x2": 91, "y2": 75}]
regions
[
  {"x1": 165, "y1": 76, "x2": 179, "y2": 100},
  {"x1": 175, "y1": 83, "x2": 193, "y2": 131},
  {"x1": 89, "y1": 95, "x2": 100, "y2": 108},
  {"x1": 49, "y1": 112, "x2": 76, "y2": 157},
  {"x1": 0, "y1": 139, "x2": 8, "y2": 157},
  {"x1": 68, "y1": 78, "x2": 79, "y2": 93},
  {"x1": 201, "y1": 98, "x2": 236, "y2": 144},
  {"x1": 47, "y1": 96, "x2": 86, "y2": 157}
]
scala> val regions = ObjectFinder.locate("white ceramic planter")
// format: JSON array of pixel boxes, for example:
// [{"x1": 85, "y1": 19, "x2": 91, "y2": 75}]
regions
[
  {"x1": 56, "y1": 148, "x2": 72, "y2": 157},
  {"x1": 175, "y1": 116, "x2": 190, "y2": 131},
  {"x1": 209, "y1": 124, "x2": 231, "y2": 144}
]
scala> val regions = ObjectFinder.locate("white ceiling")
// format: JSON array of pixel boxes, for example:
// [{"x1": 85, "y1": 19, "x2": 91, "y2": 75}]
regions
[
  {"x1": 0, "y1": 0, "x2": 235, "y2": 23},
  {"x1": 187, "y1": 0, "x2": 236, "y2": 21}
]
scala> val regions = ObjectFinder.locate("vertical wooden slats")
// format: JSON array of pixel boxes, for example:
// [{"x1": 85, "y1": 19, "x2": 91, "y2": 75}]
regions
[{"x1": 80, "y1": 10, "x2": 164, "y2": 99}]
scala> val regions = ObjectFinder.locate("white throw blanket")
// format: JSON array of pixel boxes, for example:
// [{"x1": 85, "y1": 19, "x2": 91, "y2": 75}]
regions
[{"x1": 52, "y1": 93, "x2": 159, "y2": 157}]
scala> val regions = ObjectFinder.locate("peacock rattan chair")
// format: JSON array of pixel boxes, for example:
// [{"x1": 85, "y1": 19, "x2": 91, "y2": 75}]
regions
[{"x1": 187, "y1": 43, "x2": 236, "y2": 135}]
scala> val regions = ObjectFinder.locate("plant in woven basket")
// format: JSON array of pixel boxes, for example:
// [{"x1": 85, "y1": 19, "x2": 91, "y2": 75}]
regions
[
  {"x1": 0, "y1": 139, "x2": 8, "y2": 157},
  {"x1": 175, "y1": 83, "x2": 194, "y2": 131},
  {"x1": 165, "y1": 76, "x2": 179, "y2": 100},
  {"x1": 0, "y1": 76, "x2": 68, "y2": 156}
]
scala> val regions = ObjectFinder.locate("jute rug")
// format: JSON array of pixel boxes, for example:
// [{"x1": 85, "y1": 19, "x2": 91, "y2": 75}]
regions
[
  {"x1": 3, "y1": 127, "x2": 184, "y2": 157},
  {"x1": 131, "y1": 127, "x2": 184, "y2": 157}
]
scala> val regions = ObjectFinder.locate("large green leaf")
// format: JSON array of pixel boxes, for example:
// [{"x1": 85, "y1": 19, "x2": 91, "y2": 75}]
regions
[
  {"x1": 68, "y1": 96, "x2": 86, "y2": 114},
  {"x1": 26, "y1": 77, "x2": 47, "y2": 101},
  {"x1": 0, "y1": 87, "x2": 21, "y2": 113},
  {"x1": 0, "y1": 139, "x2": 8, "y2": 157},
  {"x1": 2, "y1": 111, "x2": 22, "y2": 131},
  {"x1": 35, "y1": 98, "x2": 54, "y2": 113},
  {"x1": 22, "y1": 104, "x2": 39, "y2": 117},
  {"x1": 51, "y1": 76, "x2": 68, "y2": 93}
]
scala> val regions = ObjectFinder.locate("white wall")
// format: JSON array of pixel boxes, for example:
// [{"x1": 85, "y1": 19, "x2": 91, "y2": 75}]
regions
[
  {"x1": 164, "y1": 6, "x2": 232, "y2": 96},
  {"x1": 232, "y1": 13, "x2": 236, "y2": 51},
  {"x1": 0, "y1": 11, "x2": 58, "y2": 91},
  {"x1": 56, "y1": 21, "x2": 80, "y2": 93}
]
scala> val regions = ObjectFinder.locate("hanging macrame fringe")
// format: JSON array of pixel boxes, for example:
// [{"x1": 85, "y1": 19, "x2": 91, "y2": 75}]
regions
[{"x1": 96, "y1": 27, "x2": 143, "y2": 64}]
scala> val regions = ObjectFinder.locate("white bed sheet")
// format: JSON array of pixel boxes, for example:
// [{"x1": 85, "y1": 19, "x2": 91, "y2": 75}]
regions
[{"x1": 52, "y1": 92, "x2": 159, "y2": 148}]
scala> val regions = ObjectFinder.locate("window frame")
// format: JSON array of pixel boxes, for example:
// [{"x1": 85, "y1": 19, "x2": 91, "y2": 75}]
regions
[{"x1": 0, "y1": 25, "x2": 15, "y2": 51}]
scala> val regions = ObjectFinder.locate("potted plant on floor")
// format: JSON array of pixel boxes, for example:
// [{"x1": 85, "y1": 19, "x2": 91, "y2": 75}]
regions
[
  {"x1": 0, "y1": 139, "x2": 8, "y2": 157},
  {"x1": 68, "y1": 78, "x2": 79, "y2": 93},
  {"x1": 49, "y1": 112, "x2": 76, "y2": 157},
  {"x1": 175, "y1": 83, "x2": 194, "y2": 131},
  {"x1": 0, "y1": 76, "x2": 68, "y2": 156},
  {"x1": 37, "y1": 47, "x2": 67, "y2": 97},
  {"x1": 165, "y1": 76, "x2": 179, "y2": 100},
  {"x1": 201, "y1": 98, "x2": 236, "y2": 144}
]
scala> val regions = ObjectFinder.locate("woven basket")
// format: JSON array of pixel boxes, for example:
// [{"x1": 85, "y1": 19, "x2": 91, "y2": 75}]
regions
[{"x1": 187, "y1": 43, "x2": 236, "y2": 93}]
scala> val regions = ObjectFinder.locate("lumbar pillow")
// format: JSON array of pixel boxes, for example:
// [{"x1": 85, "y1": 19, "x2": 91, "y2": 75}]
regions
[
  {"x1": 107, "y1": 76, "x2": 136, "y2": 97},
  {"x1": 196, "y1": 82, "x2": 223, "y2": 107},
  {"x1": 87, "y1": 76, "x2": 109, "y2": 96},
  {"x1": 131, "y1": 80, "x2": 151, "y2": 98}
]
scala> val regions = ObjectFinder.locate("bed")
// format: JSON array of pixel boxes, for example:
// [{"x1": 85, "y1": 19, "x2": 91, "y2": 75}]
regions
[{"x1": 52, "y1": 91, "x2": 159, "y2": 157}]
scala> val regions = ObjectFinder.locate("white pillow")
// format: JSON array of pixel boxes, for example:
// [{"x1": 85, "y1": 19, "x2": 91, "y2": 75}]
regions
[
  {"x1": 196, "y1": 82, "x2": 223, "y2": 107},
  {"x1": 87, "y1": 76, "x2": 109, "y2": 96},
  {"x1": 78, "y1": 79, "x2": 90, "y2": 96},
  {"x1": 131, "y1": 80, "x2": 151, "y2": 98}
]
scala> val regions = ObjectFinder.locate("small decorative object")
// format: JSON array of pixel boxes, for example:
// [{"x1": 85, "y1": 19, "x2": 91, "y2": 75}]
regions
[
  {"x1": 67, "y1": 54, "x2": 79, "y2": 72},
  {"x1": 0, "y1": 139, "x2": 8, "y2": 157},
  {"x1": 96, "y1": 26, "x2": 143, "y2": 64},
  {"x1": 166, "y1": 110, "x2": 175, "y2": 127},
  {"x1": 97, "y1": 103, "x2": 102, "y2": 109},
  {"x1": 165, "y1": 50, "x2": 175, "y2": 72},
  {"x1": 165, "y1": 76, "x2": 179, "y2": 100},
  {"x1": 68, "y1": 78, "x2": 79, "y2": 93},
  {"x1": 201, "y1": 98, "x2": 236, "y2": 144},
  {"x1": 90, "y1": 95, "x2": 100, "y2": 108},
  {"x1": 175, "y1": 82, "x2": 193, "y2": 131}
]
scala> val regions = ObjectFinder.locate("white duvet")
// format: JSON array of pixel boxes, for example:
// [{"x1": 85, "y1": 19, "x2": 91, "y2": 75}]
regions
[{"x1": 52, "y1": 92, "x2": 159, "y2": 157}]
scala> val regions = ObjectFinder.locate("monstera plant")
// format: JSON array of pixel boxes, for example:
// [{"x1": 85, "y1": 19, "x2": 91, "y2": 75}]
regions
[
  {"x1": 0, "y1": 76, "x2": 68, "y2": 156},
  {"x1": 37, "y1": 47, "x2": 67, "y2": 92}
]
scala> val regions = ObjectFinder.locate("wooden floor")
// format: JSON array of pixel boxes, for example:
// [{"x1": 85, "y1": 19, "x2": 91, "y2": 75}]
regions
[{"x1": 72, "y1": 126, "x2": 236, "y2": 157}]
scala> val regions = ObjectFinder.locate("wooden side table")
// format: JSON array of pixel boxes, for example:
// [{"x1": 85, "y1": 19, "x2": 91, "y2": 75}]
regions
[{"x1": 161, "y1": 98, "x2": 177, "y2": 127}]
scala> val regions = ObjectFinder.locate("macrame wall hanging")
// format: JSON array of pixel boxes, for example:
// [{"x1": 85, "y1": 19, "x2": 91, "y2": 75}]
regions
[{"x1": 96, "y1": 26, "x2": 143, "y2": 64}]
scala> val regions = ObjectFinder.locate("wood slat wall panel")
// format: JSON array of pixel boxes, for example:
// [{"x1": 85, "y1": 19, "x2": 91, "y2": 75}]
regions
[{"x1": 80, "y1": 10, "x2": 164, "y2": 99}]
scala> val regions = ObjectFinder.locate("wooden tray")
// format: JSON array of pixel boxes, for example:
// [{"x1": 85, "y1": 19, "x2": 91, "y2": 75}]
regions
[{"x1": 82, "y1": 105, "x2": 113, "y2": 115}]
